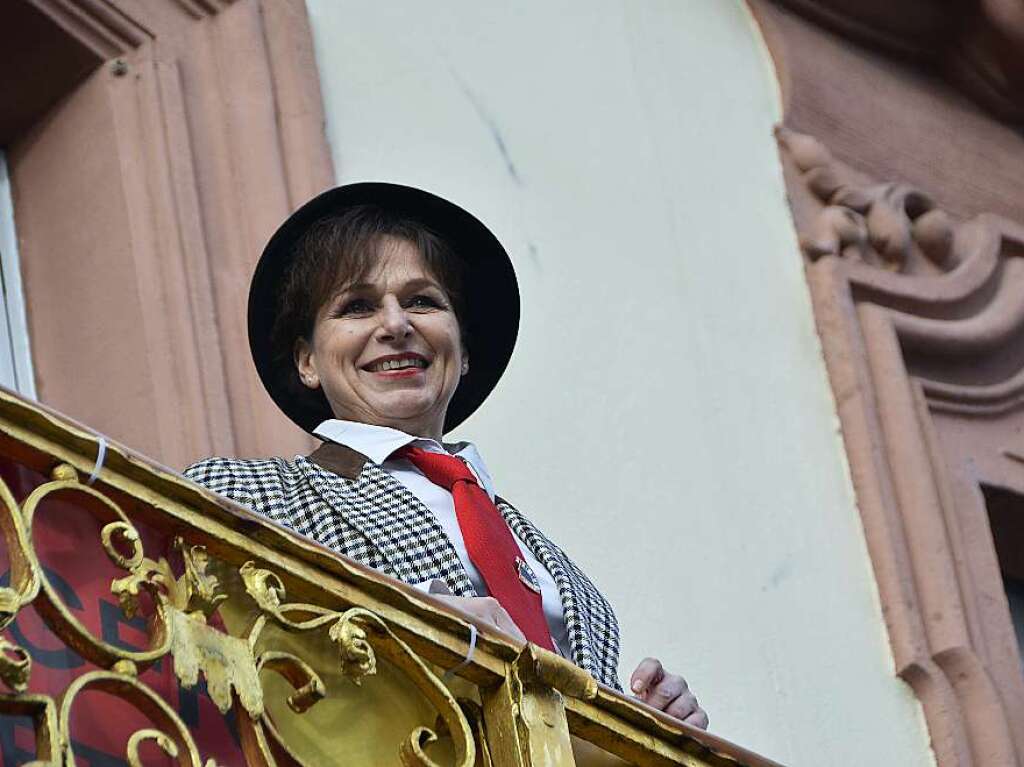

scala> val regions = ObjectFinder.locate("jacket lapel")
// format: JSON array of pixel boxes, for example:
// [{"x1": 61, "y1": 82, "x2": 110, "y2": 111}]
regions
[
  {"x1": 301, "y1": 443, "x2": 476, "y2": 596},
  {"x1": 496, "y1": 498, "x2": 599, "y2": 679},
  {"x1": 303, "y1": 444, "x2": 606, "y2": 681}
]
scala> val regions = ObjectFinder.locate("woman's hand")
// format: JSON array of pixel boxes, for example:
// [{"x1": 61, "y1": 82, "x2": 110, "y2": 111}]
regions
[
  {"x1": 431, "y1": 595, "x2": 527, "y2": 643},
  {"x1": 630, "y1": 657, "x2": 708, "y2": 729}
]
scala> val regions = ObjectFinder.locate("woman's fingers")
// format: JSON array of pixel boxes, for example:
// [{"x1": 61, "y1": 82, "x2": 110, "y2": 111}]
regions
[
  {"x1": 631, "y1": 659, "x2": 709, "y2": 731},
  {"x1": 630, "y1": 657, "x2": 665, "y2": 696},
  {"x1": 683, "y1": 708, "x2": 709, "y2": 730},
  {"x1": 494, "y1": 612, "x2": 527, "y2": 642},
  {"x1": 431, "y1": 595, "x2": 526, "y2": 642},
  {"x1": 663, "y1": 687, "x2": 697, "y2": 720},
  {"x1": 480, "y1": 597, "x2": 527, "y2": 642},
  {"x1": 648, "y1": 674, "x2": 687, "y2": 709}
]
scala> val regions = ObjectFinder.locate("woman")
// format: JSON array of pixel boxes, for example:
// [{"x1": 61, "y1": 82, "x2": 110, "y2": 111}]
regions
[{"x1": 186, "y1": 183, "x2": 707, "y2": 728}]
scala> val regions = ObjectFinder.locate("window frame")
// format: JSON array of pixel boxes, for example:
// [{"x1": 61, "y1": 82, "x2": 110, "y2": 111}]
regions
[{"x1": 0, "y1": 149, "x2": 36, "y2": 398}]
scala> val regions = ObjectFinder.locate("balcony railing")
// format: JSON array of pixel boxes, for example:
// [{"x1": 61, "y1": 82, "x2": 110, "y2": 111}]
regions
[{"x1": 0, "y1": 387, "x2": 783, "y2": 766}]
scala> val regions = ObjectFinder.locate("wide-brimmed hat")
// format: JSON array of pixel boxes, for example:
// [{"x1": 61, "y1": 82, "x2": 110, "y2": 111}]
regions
[{"x1": 248, "y1": 182, "x2": 520, "y2": 435}]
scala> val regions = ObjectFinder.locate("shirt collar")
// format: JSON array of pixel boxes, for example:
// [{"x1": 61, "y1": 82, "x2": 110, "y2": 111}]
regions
[{"x1": 312, "y1": 419, "x2": 496, "y2": 497}]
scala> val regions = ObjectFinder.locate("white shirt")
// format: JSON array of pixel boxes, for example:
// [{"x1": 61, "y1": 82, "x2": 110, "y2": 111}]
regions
[{"x1": 312, "y1": 419, "x2": 570, "y2": 656}]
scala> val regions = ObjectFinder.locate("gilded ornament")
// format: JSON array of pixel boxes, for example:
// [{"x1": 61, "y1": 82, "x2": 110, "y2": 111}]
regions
[
  {"x1": 240, "y1": 560, "x2": 286, "y2": 611},
  {"x1": 21, "y1": 480, "x2": 171, "y2": 668},
  {"x1": 0, "y1": 636, "x2": 31, "y2": 692},
  {"x1": 0, "y1": 381, "x2": 769, "y2": 767},
  {"x1": 49, "y1": 463, "x2": 77, "y2": 482},
  {"x1": 111, "y1": 659, "x2": 138, "y2": 677},
  {"x1": 127, "y1": 729, "x2": 177, "y2": 767},
  {"x1": 176, "y1": 540, "x2": 228, "y2": 617},
  {"x1": 0, "y1": 477, "x2": 40, "y2": 691},
  {"x1": 522, "y1": 644, "x2": 598, "y2": 701},
  {"x1": 58, "y1": 671, "x2": 216, "y2": 767},
  {"x1": 400, "y1": 725, "x2": 441, "y2": 767},
  {"x1": 255, "y1": 649, "x2": 326, "y2": 713},
  {"x1": 238, "y1": 561, "x2": 474, "y2": 766},
  {"x1": 168, "y1": 608, "x2": 263, "y2": 716},
  {"x1": 329, "y1": 611, "x2": 377, "y2": 682}
]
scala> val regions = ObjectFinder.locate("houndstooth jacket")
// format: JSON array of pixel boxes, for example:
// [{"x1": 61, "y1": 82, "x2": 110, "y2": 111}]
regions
[{"x1": 184, "y1": 442, "x2": 621, "y2": 689}]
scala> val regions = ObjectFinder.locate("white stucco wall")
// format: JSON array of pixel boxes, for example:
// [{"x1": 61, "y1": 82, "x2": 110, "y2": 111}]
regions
[{"x1": 305, "y1": 2, "x2": 935, "y2": 764}]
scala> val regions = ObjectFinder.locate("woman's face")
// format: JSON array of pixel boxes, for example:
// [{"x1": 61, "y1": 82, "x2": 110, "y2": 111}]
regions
[{"x1": 294, "y1": 236, "x2": 467, "y2": 439}]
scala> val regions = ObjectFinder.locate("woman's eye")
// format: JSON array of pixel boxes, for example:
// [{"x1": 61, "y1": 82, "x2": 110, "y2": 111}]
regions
[
  {"x1": 337, "y1": 298, "x2": 374, "y2": 316},
  {"x1": 407, "y1": 295, "x2": 444, "y2": 310}
]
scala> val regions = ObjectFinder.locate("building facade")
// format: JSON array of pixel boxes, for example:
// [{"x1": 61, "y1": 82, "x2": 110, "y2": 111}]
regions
[{"x1": 1, "y1": 1, "x2": 1022, "y2": 765}]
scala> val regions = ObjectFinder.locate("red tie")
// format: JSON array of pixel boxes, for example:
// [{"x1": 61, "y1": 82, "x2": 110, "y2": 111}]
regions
[{"x1": 398, "y1": 446, "x2": 555, "y2": 650}]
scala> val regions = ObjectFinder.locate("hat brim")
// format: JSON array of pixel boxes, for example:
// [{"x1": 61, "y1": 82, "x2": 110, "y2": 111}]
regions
[{"x1": 248, "y1": 182, "x2": 520, "y2": 435}]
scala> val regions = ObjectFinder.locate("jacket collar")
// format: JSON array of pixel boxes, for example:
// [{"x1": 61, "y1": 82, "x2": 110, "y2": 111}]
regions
[
  {"x1": 307, "y1": 441, "x2": 367, "y2": 480},
  {"x1": 311, "y1": 420, "x2": 497, "y2": 499},
  {"x1": 300, "y1": 443, "x2": 476, "y2": 595}
]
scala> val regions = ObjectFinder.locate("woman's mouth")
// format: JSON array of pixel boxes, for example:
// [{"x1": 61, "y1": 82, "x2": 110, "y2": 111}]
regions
[{"x1": 364, "y1": 355, "x2": 429, "y2": 376}]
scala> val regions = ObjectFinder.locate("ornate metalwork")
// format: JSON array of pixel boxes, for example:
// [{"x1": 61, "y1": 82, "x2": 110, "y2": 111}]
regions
[
  {"x1": 0, "y1": 386, "x2": 782, "y2": 766},
  {"x1": 0, "y1": 460, "x2": 476, "y2": 767},
  {"x1": 0, "y1": 467, "x2": 39, "y2": 693},
  {"x1": 239, "y1": 562, "x2": 475, "y2": 766},
  {"x1": 21, "y1": 470, "x2": 172, "y2": 669},
  {"x1": 58, "y1": 670, "x2": 222, "y2": 767}
]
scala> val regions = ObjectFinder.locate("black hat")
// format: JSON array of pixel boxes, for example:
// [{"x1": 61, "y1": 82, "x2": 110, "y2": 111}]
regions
[{"x1": 248, "y1": 182, "x2": 520, "y2": 435}]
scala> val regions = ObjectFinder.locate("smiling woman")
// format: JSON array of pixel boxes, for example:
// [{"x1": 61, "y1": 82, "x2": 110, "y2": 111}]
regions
[
  {"x1": 289, "y1": 223, "x2": 467, "y2": 440},
  {"x1": 184, "y1": 182, "x2": 708, "y2": 728},
  {"x1": 295, "y1": 236, "x2": 465, "y2": 439}
]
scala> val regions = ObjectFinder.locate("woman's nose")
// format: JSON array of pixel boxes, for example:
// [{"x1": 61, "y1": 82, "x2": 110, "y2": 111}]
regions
[{"x1": 377, "y1": 296, "x2": 413, "y2": 339}]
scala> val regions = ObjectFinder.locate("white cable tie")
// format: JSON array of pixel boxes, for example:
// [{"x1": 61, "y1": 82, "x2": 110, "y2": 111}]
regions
[
  {"x1": 86, "y1": 436, "x2": 107, "y2": 486},
  {"x1": 443, "y1": 623, "x2": 478, "y2": 681}
]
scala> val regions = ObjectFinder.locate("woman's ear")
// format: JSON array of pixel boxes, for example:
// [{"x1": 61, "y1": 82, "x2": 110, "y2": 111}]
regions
[
  {"x1": 461, "y1": 353, "x2": 469, "y2": 376},
  {"x1": 294, "y1": 338, "x2": 321, "y2": 389}
]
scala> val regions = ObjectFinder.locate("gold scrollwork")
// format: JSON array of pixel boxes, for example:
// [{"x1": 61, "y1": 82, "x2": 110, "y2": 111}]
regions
[
  {"x1": 0, "y1": 474, "x2": 40, "y2": 692},
  {"x1": 20, "y1": 465, "x2": 259, "y2": 718},
  {"x1": 457, "y1": 699, "x2": 494, "y2": 767},
  {"x1": 0, "y1": 636, "x2": 32, "y2": 693},
  {"x1": 255, "y1": 650, "x2": 325, "y2": 713},
  {"x1": 0, "y1": 455, "x2": 476, "y2": 767},
  {"x1": 57, "y1": 670, "x2": 223, "y2": 767},
  {"x1": 178, "y1": 543, "x2": 228, "y2": 618},
  {"x1": 20, "y1": 473, "x2": 171, "y2": 669},
  {"x1": 239, "y1": 561, "x2": 476, "y2": 767},
  {"x1": 0, "y1": 458, "x2": 475, "y2": 766},
  {"x1": 0, "y1": 472, "x2": 236, "y2": 767},
  {"x1": 0, "y1": 693, "x2": 58, "y2": 764},
  {"x1": 134, "y1": 537, "x2": 262, "y2": 716},
  {"x1": 10, "y1": 462, "x2": 265, "y2": 722}
]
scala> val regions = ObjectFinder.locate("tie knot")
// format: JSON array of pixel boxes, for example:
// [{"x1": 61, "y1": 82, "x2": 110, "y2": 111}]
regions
[{"x1": 397, "y1": 445, "x2": 477, "y2": 491}]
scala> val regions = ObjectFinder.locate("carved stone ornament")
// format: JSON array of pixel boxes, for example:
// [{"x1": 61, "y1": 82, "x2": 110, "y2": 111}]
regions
[
  {"x1": 777, "y1": 127, "x2": 1024, "y2": 766},
  {"x1": 777, "y1": 127, "x2": 957, "y2": 274}
]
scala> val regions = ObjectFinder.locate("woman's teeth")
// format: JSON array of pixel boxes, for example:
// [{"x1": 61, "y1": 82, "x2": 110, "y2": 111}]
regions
[{"x1": 372, "y1": 358, "x2": 427, "y2": 372}]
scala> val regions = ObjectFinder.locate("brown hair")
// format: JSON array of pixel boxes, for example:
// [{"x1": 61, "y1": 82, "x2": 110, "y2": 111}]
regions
[{"x1": 270, "y1": 204, "x2": 465, "y2": 410}]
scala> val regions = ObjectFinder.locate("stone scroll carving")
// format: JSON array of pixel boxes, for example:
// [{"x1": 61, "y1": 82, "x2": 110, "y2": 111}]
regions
[
  {"x1": 777, "y1": 127, "x2": 1024, "y2": 766},
  {"x1": 776, "y1": 127, "x2": 958, "y2": 274}
]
